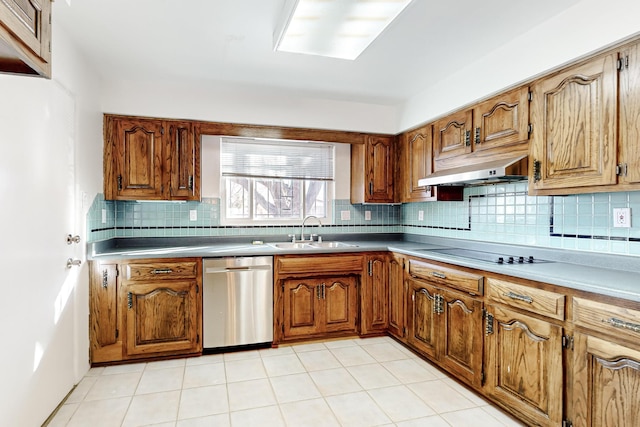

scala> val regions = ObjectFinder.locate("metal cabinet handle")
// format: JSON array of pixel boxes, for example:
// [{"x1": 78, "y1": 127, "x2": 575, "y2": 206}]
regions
[
  {"x1": 369, "y1": 181, "x2": 373, "y2": 196},
  {"x1": 127, "y1": 292, "x2": 133, "y2": 309},
  {"x1": 117, "y1": 175, "x2": 123, "y2": 191},
  {"x1": 464, "y1": 130, "x2": 471, "y2": 146},
  {"x1": 475, "y1": 127, "x2": 481, "y2": 144},
  {"x1": 431, "y1": 271, "x2": 446, "y2": 279},
  {"x1": 503, "y1": 291, "x2": 533, "y2": 304},
  {"x1": 66, "y1": 234, "x2": 81, "y2": 245},
  {"x1": 188, "y1": 175, "x2": 194, "y2": 191},
  {"x1": 102, "y1": 269, "x2": 109, "y2": 288},
  {"x1": 151, "y1": 268, "x2": 173, "y2": 274},
  {"x1": 66, "y1": 258, "x2": 81, "y2": 269},
  {"x1": 605, "y1": 317, "x2": 640, "y2": 333},
  {"x1": 486, "y1": 312, "x2": 494, "y2": 335}
]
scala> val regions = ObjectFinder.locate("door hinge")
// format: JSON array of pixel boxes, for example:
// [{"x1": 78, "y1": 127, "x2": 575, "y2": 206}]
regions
[
  {"x1": 196, "y1": 284, "x2": 199, "y2": 293},
  {"x1": 562, "y1": 335, "x2": 574, "y2": 350},
  {"x1": 161, "y1": 126, "x2": 165, "y2": 135},
  {"x1": 563, "y1": 420, "x2": 573, "y2": 427},
  {"x1": 368, "y1": 260, "x2": 373, "y2": 276},
  {"x1": 485, "y1": 312, "x2": 494, "y2": 335},
  {"x1": 115, "y1": 329, "x2": 119, "y2": 339},
  {"x1": 616, "y1": 163, "x2": 628, "y2": 177},
  {"x1": 480, "y1": 370, "x2": 485, "y2": 385},
  {"x1": 617, "y1": 56, "x2": 629, "y2": 71},
  {"x1": 527, "y1": 90, "x2": 533, "y2": 102},
  {"x1": 527, "y1": 123, "x2": 534, "y2": 137},
  {"x1": 402, "y1": 327, "x2": 407, "y2": 337},
  {"x1": 115, "y1": 265, "x2": 119, "y2": 277},
  {"x1": 196, "y1": 334, "x2": 200, "y2": 344}
]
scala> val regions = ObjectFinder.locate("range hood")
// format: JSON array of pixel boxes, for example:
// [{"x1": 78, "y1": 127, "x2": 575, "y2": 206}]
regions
[{"x1": 418, "y1": 155, "x2": 528, "y2": 187}]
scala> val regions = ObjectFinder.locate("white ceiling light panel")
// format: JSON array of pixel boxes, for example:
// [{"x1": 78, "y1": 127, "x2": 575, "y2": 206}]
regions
[{"x1": 275, "y1": 0, "x2": 413, "y2": 60}]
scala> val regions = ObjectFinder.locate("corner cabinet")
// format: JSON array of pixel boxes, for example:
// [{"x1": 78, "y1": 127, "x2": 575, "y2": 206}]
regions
[
  {"x1": 89, "y1": 258, "x2": 202, "y2": 364},
  {"x1": 0, "y1": 0, "x2": 52, "y2": 77},
  {"x1": 351, "y1": 135, "x2": 395, "y2": 204},
  {"x1": 104, "y1": 115, "x2": 200, "y2": 201}
]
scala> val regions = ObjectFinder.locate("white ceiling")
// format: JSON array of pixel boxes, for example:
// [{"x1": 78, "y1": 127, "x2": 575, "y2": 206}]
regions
[{"x1": 55, "y1": 0, "x2": 581, "y2": 106}]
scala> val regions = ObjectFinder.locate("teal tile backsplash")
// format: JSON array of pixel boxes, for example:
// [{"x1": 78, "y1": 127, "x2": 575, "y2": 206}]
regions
[{"x1": 87, "y1": 182, "x2": 640, "y2": 256}]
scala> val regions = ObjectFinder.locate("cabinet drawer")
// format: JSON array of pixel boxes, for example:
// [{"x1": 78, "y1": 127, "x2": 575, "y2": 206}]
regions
[
  {"x1": 408, "y1": 259, "x2": 483, "y2": 295},
  {"x1": 124, "y1": 260, "x2": 199, "y2": 281},
  {"x1": 487, "y1": 278, "x2": 565, "y2": 321},
  {"x1": 573, "y1": 297, "x2": 640, "y2": 342},
  {"x1": 276, "y1": 255, "x2": 363, "y2": 275}
]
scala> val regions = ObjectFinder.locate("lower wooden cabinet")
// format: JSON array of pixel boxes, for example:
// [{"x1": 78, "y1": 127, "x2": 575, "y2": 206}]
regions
[
  {"x1": 89, "y1": 258, "x2": 202, "y2": 364},
  {"x1": 484, "y1": 304, "x2": 564, "y2": 426},
  {"x1": 282, "y1": 276, "x2": 358, "y2": 339},
  {"x1": 361, "y1": 253, "x2": 389, "y2": 335},
  {"x1": 387, "y1": 253, "x2": 406, "y2": 339},
  {"x1": 407, "y1": 276, "x2": 484, "y2": 388}
]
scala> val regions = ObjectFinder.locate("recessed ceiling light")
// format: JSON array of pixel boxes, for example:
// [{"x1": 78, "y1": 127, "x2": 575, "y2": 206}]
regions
[{"x1": 274, "y1": 0, "x2": 413, "y2": 60}]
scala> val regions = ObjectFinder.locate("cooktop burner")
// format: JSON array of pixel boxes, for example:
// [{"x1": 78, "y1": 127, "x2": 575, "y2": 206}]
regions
[{"x1": 420, "y1": 248, "x2": 552, "y2": 265}]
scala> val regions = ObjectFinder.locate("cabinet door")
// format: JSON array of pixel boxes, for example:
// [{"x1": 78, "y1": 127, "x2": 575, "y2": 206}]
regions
[
  {"x1": 361, "y1": 254, "x2": 389, "y2": 335},
  {"x1": 168, "y1": 121, "x2": 199, "y2": 200},
  {"x1": 472, "y1": 86, "x2": 529, "y2": 153},
  {"x1": 323, "y1": 277, "x2": 358, "y2": 334},
  {"x1": 283, "y1": 279, "x2": 322, "y2": 338},
  {"x1": 0, "y1": 0, "x2": 52, "y2": 76},
  {"x1": 89, "y1": 262, "x2": 121, "y2": 363},
  {"x1": 530, "y1": 53, "x2": 617, "y2": 192},
  {"x1": 440, "y1": 289, "x2": 483, "y2": 388},
  {"x1": 407, "y1": 278, "x2": 439, "y2": 359},
  {"x1": 434, "y1": 109, "x2": 473, "y2": 160},
  {"x1": 366, "y1": 135, "x2": 394, "y2": 203},
  {"x1": 124, "y1": 280, "x2": 200, "y2": 356},
  {"x1": 388, "y1": 254, "x2": 405, "y2": 339},
  {"x1": 401, "y1": 125, "x2": 435, "y2": 202},
  {"x1": 618, "y1": 41, "x2": 640, "y2": 186},
  {"x1": 109, "y1": 118, "x2": 165, "y2": 200},
  {"x1": 485, "y1": 305, "x2": 564, "y2": 426},
  {"x1": 572, "y1": 332, "x2": 640, "y2": 427}
]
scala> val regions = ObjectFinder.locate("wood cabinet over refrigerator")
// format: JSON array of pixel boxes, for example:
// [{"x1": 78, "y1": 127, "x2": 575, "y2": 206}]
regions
[
  {"x1": 104, "y1": 115, "x2": 200, "y2": 201},
  {"x1": 0, "y1": 0, "x2": 52, "y2": 77}
]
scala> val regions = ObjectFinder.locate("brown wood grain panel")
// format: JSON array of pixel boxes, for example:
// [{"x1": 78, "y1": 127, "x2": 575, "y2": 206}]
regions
[
  {"x1": 487, "y1": 277, "x2": 565, "y2": 321},
  {"x1": 408, "y1": 259, "x2": 483, "y2": 295}
]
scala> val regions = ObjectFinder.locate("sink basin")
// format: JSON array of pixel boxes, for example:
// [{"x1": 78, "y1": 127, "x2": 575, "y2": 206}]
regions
[
  {"x1": 309, "y1": 241, "x2": 357, "y2": 249},
  {"x1": 268, "y1": 241, "x2": 357, "y2": 250}
]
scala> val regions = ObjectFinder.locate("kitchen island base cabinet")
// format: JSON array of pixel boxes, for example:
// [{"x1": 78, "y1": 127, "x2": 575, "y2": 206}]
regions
[{"x1": 484, "y1": 305, "x2": 564, "y2": 426}]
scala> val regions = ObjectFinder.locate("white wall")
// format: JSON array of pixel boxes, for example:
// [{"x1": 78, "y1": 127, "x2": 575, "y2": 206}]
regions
[
  {"x1": 100, "y1": 78, "x2": 399, "y2": 134},
  {"x1": 0, "y1": 3, "x2": 103, "y2": 424},
  {"x1": 399, "y1": 0, "x2": 640, "y2": 131}
]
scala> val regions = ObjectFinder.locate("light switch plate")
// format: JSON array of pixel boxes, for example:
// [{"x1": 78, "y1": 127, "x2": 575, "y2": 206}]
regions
[
  {"x1": 364, "y1": 211, "x2": 371, "y2": 221},
  {"x1": 341, "y1": 210, "x2": 351, "y2": 221},
  {"x1": 613, "y1": 208, "x2": 631, "y2": 228},
  {"x1": 189, "y1": 210, "x2": 198, "y2": 221},
  {"x1": 101, "y1": 209, "x2": 107, "y2": 224},
  {"x1": 418, "y1": 210, "x2": 424, "y2": 221}
]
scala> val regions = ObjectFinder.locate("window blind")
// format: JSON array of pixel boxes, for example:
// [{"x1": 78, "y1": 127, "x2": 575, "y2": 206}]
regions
[{"x1": 221, "y1": 137, "x2": 335, "y2": 181}]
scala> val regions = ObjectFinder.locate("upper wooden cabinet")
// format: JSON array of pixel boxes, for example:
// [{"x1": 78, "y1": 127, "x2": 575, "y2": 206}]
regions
[
  {"x1": 0, "y1": 0, "x2": 51, "y2": 78},
  {"x1": 397, "y1": 125, "x2": 463, "y2": 202},
  {"x1": 104, "y1": 115, "x2": 200, "y2": 201},
  {"x1": 351, "y1": 135, "x2": 394, "y2": 204},
  {"x1": 529, "y1": 52, "x2": 618, "y2": 193},
  {"x1": 434, "y1": 87, "x2": 530, "y2": 171},
  {"x1": 617, "y1": 40, "x2": 640, "y2": 187}
]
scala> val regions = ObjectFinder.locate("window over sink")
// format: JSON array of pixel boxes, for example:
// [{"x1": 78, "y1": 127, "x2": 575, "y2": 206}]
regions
[{"x1": 201, "y1": 136, "x2": 348, "y2": 226}]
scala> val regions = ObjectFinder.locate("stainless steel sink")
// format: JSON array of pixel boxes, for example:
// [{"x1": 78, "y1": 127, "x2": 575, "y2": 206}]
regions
[{"x1": 268, "y1": 241, "x2": 357, "y2": 250}]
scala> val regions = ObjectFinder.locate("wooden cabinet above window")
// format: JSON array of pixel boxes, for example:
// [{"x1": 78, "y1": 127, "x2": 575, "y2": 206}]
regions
[
  {"x1": 104, "y1": 115, "x2": 200, "y2": 201},
  {"x1": 0, "y1": 0, "x2": 52, "y2": 78}
]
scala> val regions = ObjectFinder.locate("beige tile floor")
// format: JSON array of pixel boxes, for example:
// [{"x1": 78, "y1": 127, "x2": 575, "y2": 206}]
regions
[{"x1": 47, "y1": 336, "x2": 526, "y2": 427}]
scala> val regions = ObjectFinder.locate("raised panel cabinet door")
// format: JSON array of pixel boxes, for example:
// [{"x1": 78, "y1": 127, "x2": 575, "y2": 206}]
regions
[
  {"x1": 529, "y1": 52, "x2": 618, "y2": 192},
  {"x1": 168, "y1": 121, "x2": 199, "y2": 200},
  {"x1": 0, "y1": 0, "x2": 52, "y2": 76},
  {"x1": 572, "y1": 333, "x2": 640, "y2": 427},
  {"x1": 361, "y1": 255, "x2": 389, "y2": 335},
  {"x1": 323, "y1": 276, "x2": 358, "y2": 334},
  {"x1": 485, "y1": 305, "x2": 563, "y2": 426},
  {"x1": 618, "y1": 41, "x2": 640, "y2": 186},
  {"x1": 283, "y1": 279, "x2": 322, "y2": 338},
  {"x1": 111, "y1": 118, "x2": 164, "y2": 200},
  {"x1": 472, "y1": 86, "x2": 530, "y2": 153},
  {"x1": 407, "y1": 278, "x2": 439, "y2": 359},
  {"x1": 388, "y1": 254, "x2": 405, "y2": 339},
  {"x1": 440, "y1": 289, "x2": 483, "y2": 388},
  {"x1": 366, "y1": 135, "x2": 394, "y2": 203},
  {"x1": 89, "y1": 262, "x2": 121, "y2": 363},
  {"x1": 402, "y1": 125, "x2": 436, "y2": 202},
  {"x1": 434, "y1": 109, "x2": 473, "y2": 161},
  {"x1": 124, "y1": 280, "x2": 200, "y2": 356}
]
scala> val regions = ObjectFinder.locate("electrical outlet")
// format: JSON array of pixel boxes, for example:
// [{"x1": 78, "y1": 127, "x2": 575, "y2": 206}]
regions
[
  {"x1": 613, "y1": 208, "x2": 631, "y2": 228},
  {"x1": 418, "y1": 210, "x2": 424, "y2": 221},
  {"x1": 341, "y1": 210, "x2": 351, "y2": 221},
  {"x1": 189, "y1": 210, "x2": 198, "y2": 221},
  {"x1": 365, "y1": 211, "x2": 371, "y2": 221},
  {"x1": 101, "y1": 209, "x2": 107, "y2": 224}
]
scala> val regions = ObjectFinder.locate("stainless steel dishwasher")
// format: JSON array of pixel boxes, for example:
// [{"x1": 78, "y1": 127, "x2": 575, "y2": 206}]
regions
[{"x1": 202, "y1": 256, "x2": 273, "y2": 351}]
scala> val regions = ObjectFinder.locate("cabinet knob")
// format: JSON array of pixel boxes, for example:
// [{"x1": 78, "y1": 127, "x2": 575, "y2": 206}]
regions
[
  {"x1": 66, "y1": 234, "x2": 81, "y2": 245},
  {"x1": 66, "y1": 258, "x2": 81, "y2": 269}
]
